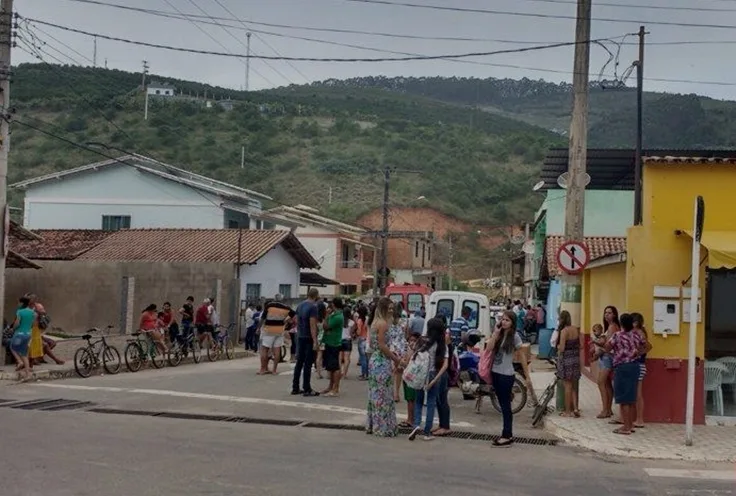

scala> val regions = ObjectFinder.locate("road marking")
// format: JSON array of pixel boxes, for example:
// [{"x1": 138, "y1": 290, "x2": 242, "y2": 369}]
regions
[
  {"x1": 33, "y1": 383, "x2": 475, "y2": 427},
  {"x1": 645, "y1": 468, "x2": 736, "y2": 481}
]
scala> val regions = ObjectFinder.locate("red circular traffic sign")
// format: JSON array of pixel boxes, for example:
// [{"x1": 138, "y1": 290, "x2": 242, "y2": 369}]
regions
[{"x1": 556, "y1": 241, "x2": 590, "y2": 275}]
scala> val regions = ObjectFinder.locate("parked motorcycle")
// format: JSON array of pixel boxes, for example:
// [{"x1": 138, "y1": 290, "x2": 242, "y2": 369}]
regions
[{"x1": 457, "y1": 334, "x2": 528, "y2": 415}]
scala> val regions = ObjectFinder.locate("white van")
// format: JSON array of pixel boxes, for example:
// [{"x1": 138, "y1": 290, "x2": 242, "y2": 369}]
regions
[{"x1": 424, "y1": 291, "x2": 492, "y2": 340}]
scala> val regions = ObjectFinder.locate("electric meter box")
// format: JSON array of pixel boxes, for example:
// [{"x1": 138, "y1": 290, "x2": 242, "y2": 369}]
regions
[{"x1": 652, "y1": 286, "x2": 681, "y2": 336}]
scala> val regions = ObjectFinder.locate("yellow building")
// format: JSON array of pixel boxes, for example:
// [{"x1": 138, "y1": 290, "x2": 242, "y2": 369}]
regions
[{"x1": 582, "y1": 154, "x2": 736, "y2": 423}]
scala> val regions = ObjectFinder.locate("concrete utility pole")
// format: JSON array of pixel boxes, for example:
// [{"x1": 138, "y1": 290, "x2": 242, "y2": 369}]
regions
[
  {"x1": 93, "y1": 36, "x2": 97, "y2": 68},
  {"x1": 379, "y1": 167, "x2": 390, "y2": 295},
  {"x1": 447, "y1": 235, "x2": 454, "y2": 290},
  {"x1": 0, "y1": 0, "x2": 12, "y2": 327},
  {"x1": 142, "y1": 60, "x2": 149, "y2": 121},
  {"x1": 560, "y1": 0, "x2": 592, "y2": 327},
  {"x1": 245, "y1": 32, "x2": 252, "y2": 91},
  {"x1": 633, "y1": 25, "x2": 647, "y2": 226}
]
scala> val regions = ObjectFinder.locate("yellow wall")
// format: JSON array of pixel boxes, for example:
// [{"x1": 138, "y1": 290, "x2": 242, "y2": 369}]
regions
[
  {"x1": 582, "y1": 262, "x2": 627, "y2": 334},
  {"x1": 625, "y1": 161, "x2": 736, "y2": 359}
]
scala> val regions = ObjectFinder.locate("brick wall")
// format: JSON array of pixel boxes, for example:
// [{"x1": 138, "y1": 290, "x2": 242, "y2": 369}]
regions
[{"x1": 5, "y1": 260, "x2": 237, "y2": 334}]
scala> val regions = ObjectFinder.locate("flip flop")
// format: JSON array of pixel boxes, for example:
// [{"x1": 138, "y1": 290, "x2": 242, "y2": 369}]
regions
[
  {"x1": 634, "y1": 424, "x2": 645, "y2": 429},
  {"x1": 613, "y1": 428, "x2": 631, "y2": 435},
  {"x1": 398, "y1": 421, "x2": 412, "y2": 428},
  {"x1": 608, "y1": 419, "x2": 624, "y2": 425}
]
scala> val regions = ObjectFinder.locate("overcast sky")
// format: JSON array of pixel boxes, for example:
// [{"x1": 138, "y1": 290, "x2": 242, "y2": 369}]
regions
[{"x1": 14, "y1": 0, "x2": 736, "y2": 100}]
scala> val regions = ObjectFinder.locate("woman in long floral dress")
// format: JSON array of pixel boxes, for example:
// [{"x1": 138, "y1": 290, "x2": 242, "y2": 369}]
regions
[{"x1": 366, "y1": 297, "x2": 402, "y2": 437}]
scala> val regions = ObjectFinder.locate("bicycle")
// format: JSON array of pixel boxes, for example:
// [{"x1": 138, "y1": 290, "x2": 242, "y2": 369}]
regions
[
  {"x1": 167, "y1": 324, "x2": 202, "y2": 367},
  {"x1": 532, "y1": 359, "x2": 558, "y2": 427},
  {"x1": 73, "y1": 325, "x2": 122, "y2": 378},
  {"x1": 207, "y1": 324, "x2": 235, "y2": 362},
  {"x1": 124, "y1": 330, "x2": 167, "y2": 372}
]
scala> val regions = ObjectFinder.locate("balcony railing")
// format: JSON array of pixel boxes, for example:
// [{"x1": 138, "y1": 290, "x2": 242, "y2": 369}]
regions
[{"x1": 339, "y1": 260, "x2": 362, "y2": 269}]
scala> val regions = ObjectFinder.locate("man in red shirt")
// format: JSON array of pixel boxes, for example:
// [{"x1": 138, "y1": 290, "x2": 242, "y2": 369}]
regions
[{"x1": 195, "y1": 298, "x2": 213, "y2": 347}]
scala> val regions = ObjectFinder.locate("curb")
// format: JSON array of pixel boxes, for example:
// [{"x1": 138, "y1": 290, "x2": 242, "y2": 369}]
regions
[
  {"x1": 0, "y1": 350, "x2": 258, "y2": 382},
  {"x1": 545, "y1": 419, "x2": 736, "y2": 462}
]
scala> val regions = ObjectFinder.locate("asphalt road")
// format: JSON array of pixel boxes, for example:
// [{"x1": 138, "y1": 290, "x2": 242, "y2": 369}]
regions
[{"x1": 2, "y1": 408, "x2": 734, "y2": 496}]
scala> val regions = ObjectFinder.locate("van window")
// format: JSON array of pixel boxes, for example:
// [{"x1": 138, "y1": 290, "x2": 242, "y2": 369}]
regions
[
  {"x1": 388, "y1": 294, "x2": 403, "y2": 306},
  {"x1": 407, "y1": 293, "x2": 423, "y2": 314},
  {"x1": 462, "y1": 300, "x2": 480, "y2": 330},
  {"x1": 435, "y1": 299, "x2": 454, "y2": 326}
]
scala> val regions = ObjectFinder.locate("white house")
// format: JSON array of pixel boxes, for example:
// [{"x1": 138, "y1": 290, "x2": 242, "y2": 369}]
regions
[
  {"x1": 147, "y1": 81, "x2": 176, "y2": 97},
  {"x1": 12, "y1": 154, "x2": 273, "y2": 231},
  {"x1": 267, "y1": 205, "x2": 376, "y2": 297}
]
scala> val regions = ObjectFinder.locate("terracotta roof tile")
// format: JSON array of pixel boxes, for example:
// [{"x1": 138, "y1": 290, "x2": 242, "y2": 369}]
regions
[
  {"x1": 11, "y1": 230, "x2": 112, "y2": 260},
  {"x1": 76, "y1": 229, "x2": 319, "y2": 268},
  {"x1": 544, "y1": 236, "x2": 627, "y2": 276}
]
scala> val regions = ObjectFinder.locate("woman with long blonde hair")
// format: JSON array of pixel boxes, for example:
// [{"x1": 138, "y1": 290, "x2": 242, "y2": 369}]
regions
[{"x1": 366, "y1": 297, "x2": 401, "y2": 437}]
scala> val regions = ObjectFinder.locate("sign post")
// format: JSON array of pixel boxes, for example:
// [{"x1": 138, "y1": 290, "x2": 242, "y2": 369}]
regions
[
  {"x1": 556, "y1": 241, "x2": 591, "y2": 276},
  {"x1": 685, "y1": 195, "x2": 705, "y2": 447}
]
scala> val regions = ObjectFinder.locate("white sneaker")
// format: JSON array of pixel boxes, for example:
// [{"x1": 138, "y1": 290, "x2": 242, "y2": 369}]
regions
[
  {"x1": 408, "y1": 427, "x2": 421, "y2": 441},
  {"x1": 422, "y1": 435, "x2": 435, "y2": 442}
]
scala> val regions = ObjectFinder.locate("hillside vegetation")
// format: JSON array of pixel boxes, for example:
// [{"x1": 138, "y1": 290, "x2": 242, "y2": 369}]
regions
[
  {"x1": 314, "y1": 76, "x2": 736, "y2": 149},
  {"x1": 9, "y1": 64, "x2": 562, "y2": 225}
]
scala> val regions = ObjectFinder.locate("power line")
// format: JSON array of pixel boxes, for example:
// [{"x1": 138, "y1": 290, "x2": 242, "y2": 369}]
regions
[
  {"x1": 158, "y1": 0, "x2": 275, "y2": 87},
  {"x1": 512, "y1": 0, "x2": 736, "y2": 13},
  {"x1": 210, "y1": 0, "x2": 310, "y2": 84},
  {"x1": 344, "y1": 0, "x2": 736, "y2": 31},
  {"x1": 182, "y1": 0, "x2": 294, "y2": 86},
  {"x1": 55, "y1": 0, "x2": 736, "y2": 46}
]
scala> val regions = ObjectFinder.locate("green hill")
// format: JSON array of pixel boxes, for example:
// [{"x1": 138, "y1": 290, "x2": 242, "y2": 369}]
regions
[
  {"x1": 313, "y1": 76, "x2": 736, "y2": 149},
  {"x1": 9, "y1": 64, "x2": 562, "y2": 225}
]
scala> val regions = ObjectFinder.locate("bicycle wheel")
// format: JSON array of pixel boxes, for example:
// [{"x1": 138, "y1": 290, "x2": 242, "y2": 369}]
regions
[
  {"x1": 491, "y1": 377, "x2": 528, "y2": 415},
  {"x1": 102, "y1": 345, "x2": 122, "y2": 374},
  {"x1": 167, "y1": 343, "x2": 183, "y2": 367},
  {"x1": 150, "y1": 344, "x2": 166, "y2": 369},
  {"x1": 73, "y1": 347, "x2": 95, "y2": 378},
  {"x1": 224, "y1": 336, "x2": 235, "y2": 360},
  {"x1": 191, "y1": 338, "x2": 202, "y2": 364},
  {"x1": 532, "y1": 383, "x2": 556, "y2": 427},
  {"x1": 206, "y1": 337, "x2": 219, "y2": 362},
  {"x1": 124, "y1": 342, "x2": 143, "y2": 372}
]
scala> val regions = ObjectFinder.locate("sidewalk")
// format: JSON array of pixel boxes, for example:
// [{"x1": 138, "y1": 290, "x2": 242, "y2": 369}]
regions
[{"x1": 544, "y1": 374, "x2": 736, "y2": 462}]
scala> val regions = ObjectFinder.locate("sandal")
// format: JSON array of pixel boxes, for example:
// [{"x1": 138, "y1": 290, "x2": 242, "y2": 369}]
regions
[
  {"x1": 399, "y1": 421, "x2": 412, "y2": 428},
  {"x1": 596, "y1": 412, "x2": 613, "y2": 419},
  {"x1": 573, "y1": 410, "x2": 581, "y2": 418},
  {"x1": 608, "y1": 419, "x2": 624, "y2": 425},
  {"x1": 612, "y1": 428, "x2": 631, "y2": 435},
  {"x1": 435, "y1": 429, "x2": 452, "y2": 437},
  {"x1": 492, "y1": 438, "x2": 514, "y2": 447},
  {"x1": 634, "y1": 424, "x2": 645, "y2": 429}
]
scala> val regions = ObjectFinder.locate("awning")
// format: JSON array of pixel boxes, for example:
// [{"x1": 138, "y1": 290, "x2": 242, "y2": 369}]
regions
[
  {"x1": 685, "y1": 230, "x2": 736, "y2": 269},
  {"x1": 300, "y1": 272, "x2": 340, "y2": 287}
]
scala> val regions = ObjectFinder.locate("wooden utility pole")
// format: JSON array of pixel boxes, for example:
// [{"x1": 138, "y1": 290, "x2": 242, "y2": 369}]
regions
[
  {"x1": 561, "y1": 0, "x2": 592, "y2": 327},
  {"x1": 0, "y1": 0, "x2": 11, "y2": 328}
]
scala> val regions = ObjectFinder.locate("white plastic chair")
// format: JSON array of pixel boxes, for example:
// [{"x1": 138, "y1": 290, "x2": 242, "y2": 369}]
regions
[
  {"x1": 705, "y1": 361, "x2": 727, "y2": 416},
  {"x1": 716, "y1": 357, "x2": 736, "y2": 402}
]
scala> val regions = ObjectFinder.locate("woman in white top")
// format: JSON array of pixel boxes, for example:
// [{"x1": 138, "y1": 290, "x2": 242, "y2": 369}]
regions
[{"x1": 340, "y1": 307, "x2": 356, "y2": 379}]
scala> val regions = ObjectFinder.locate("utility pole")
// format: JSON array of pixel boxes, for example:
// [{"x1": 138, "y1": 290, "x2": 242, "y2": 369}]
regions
[
  {"x1": 240, "y1": 145, "x2": 245, "y2": 169},
  {"x1": 0, "y1": 0, "x2": 12, "y2": 329},
  {"x1": 633, "y1": 25, "x2": 647, "y2": 225},
  {"x1": 447, "y1": 235, "x2": 454, "y2": 290},
  {"x1": 142, "y1": 60, "x2": 149, "y2": 121},
  {"x1": 379, "y1": 167, "x2": 390, "y2": 295},
  {"x1": 245, "y1": 32, "x2": 252, "y2": 91},
  {"x1": 93, "y1": 36, "x2": 97, "y2": 67},
  {"x1": 560, "y1": 0, "x2": 592, "y2": 328}
]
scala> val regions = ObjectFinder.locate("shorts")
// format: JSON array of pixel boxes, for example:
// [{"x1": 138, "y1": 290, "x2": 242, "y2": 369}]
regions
[
  {"x1": 261, "y1": 333, "x2": 284, "y2": 349},
  {"x1": 196, "y1": 324, "x2": 214, "y2": 334},
  {"x1": 403, "y1": 381, "x2": 417, "y2": 402},
  {"x1": 613, "y1": 361, "x2": 639, "y2": 405},
  {"x1": 322, "y1": 345, "x2": 341, "y2": 372},
  {"x1": 10, "y1": 333, "x2": 30, "y2": 356},
  {"x1": 638, "y1": 362, "x2": 647, "y2": 381},
  {"x1": 599, "y1": 354, "x2": 613, "y2": 370},
  {"x1": 341, "y1": 339, "x2": 353, "y2": 352}
]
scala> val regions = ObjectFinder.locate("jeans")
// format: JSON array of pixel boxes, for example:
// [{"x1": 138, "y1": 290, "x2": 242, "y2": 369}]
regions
[
  {"x1": 492, "y1": 372, "x2": 515, "y2": 439},
  {"x1": 357, "y1": 337, "x2": 368, "y2": 378},
  {"x1": 292, "y1": 337, "x2": 315, "y2": 393},
  {"x1": 245, "y1": 326, "x2": 258, "y2": 351},
  {"x1": 289, "y1": 333, "x2": 297, "y2": 357},
  {"x1": 413, "y1": 376, "x2": 440, "y2": 435},
  {"x1": 436, "y1": 371, "x2": 451, "y2": 429}
]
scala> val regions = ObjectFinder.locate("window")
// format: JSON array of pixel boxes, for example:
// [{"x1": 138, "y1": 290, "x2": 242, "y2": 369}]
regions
[
  {"x1": 278, "y1": 284, "x2": 292, "y2": 299},
  {"x1": 388, "y1": 294, "x2": 403, "y2": 306},
  {"x1": 428, "y1": 245, "x2": 431, "y2": 262},
  {"x1": 255, "y1": 220, "x2": 263, "y2": 229},
  {"x1": 245, "y1": 283, "x2": 261, "y2": 302},
  {"x1": 435, "y1": 299, "x2": 454, "y2": 326},
  {"x1": 155, "y1": 90, "x2": 161, "y2": 95},
  {"x1": 407, "y1": 293, "x2": 423, "y2": 314},
  {"x1": 228, "y1": 220, "x2": 239, "y2": 228},
  {"x1": 415, "y1": 241, "x2": 419, "y2": 257},
  {"x1": 422, "y1": 243, "x2": 426, "y2": 267},
  {"x1": 462, "y1": 300, "x2": 480, "y2": 330},
  {"x1": 102, "y1": 215, "x2": 131, "y2": 231}
]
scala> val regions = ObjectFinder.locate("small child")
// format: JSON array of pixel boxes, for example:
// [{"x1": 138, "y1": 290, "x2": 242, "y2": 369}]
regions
[
  {"x1": 399, "y1": 330, "x2": 422, "y2": 429},
  {"x1": 590, "y1": 323, "x2": 605, "y2": 360}
]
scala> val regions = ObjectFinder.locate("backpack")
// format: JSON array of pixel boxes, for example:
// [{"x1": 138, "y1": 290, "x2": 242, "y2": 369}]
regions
[
  {"x1": 479, "y1": 331, "x2": 500, "y2": 385},
  {"x1": 402, "y1": 349, "x2": 431, "y2": 389}
]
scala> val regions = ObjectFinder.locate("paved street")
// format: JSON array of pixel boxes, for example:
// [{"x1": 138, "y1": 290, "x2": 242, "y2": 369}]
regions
[{"x1": 2, "y1": 406, "x2": 735, "y2": 496}]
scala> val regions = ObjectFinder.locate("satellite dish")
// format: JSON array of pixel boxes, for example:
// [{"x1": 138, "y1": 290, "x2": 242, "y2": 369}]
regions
[
  {"x1": 522, "y1": 240, "x2": 535, "y2": 254},
  {"x1": 316, "y1": 249, "x2": 329, "y2": 265},
  {"x1": 510, "y1": 233, "x2": 526, "y2": 245},
  {"x1": 557, "y1": 171, "x2": 591, "y2": 189},
  {"x1": 532, "y1": 180, "x2": 546, "y2": 192}
]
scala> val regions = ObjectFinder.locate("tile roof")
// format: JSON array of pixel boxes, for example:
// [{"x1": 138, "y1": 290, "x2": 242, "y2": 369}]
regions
[
  {"x1": 11, "y1": 230, "x2": 112, "y2": 260},
  {"x1": 544, "y1": 236, "x2": 627, "y2": 277},
  {"x1": 75, "y1": 229, "x2": 319, "y2": 268}
]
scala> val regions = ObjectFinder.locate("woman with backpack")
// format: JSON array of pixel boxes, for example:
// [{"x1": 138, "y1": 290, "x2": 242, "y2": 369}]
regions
[
  {"x1": 488, "y1": 310, "x2": 530, "y2": 447},
  {"x1": 408, "y1": 317, "x2": 449, "y2": 442}
]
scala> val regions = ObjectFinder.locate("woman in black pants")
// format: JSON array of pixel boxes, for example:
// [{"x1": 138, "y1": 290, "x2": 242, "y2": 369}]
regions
[
  {"x1": 488, "y1": 310, "x2": 531, "y2": 447},
  {"x1": 433, "y1": 330, "x2": 453, "y2": 436}
]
